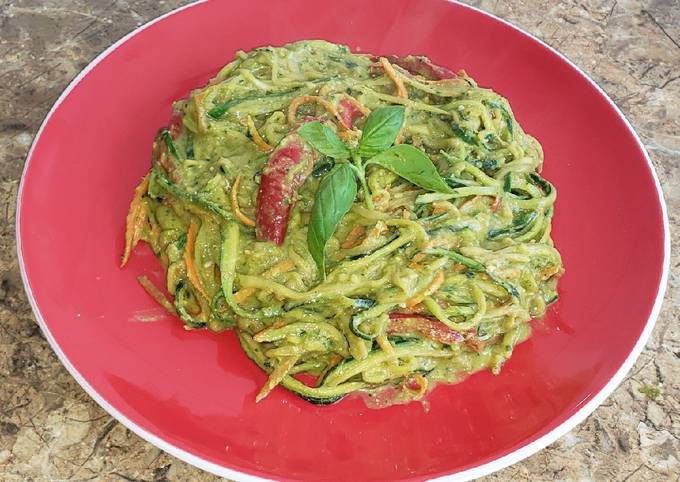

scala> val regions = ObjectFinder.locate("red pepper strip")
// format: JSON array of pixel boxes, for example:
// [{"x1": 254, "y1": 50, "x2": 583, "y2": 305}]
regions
[
  {"x1": 387, "y1": 312, "x2": 463, "y2": 345},
  {"x1": 168, "y1": 112, "x2": 183, "y2": 138},
  {"x1": 255, "y1": 133, "x2": 316, "y2": 245},
  {"x1": 384, "y1": 55, "x2": 458, "y2": 80},
  {"x1": 463, "y1": 334, "x2": 502, "y2": 354},
  {"x1": 337, "y1": 98, "x2": 364, "y2": 129},
  {"x1": 405, "y1": 376, "x2": 423, "y2": 391},
  {"x1": 491, "y1": 196, "x2": 501, "y2": 212}
]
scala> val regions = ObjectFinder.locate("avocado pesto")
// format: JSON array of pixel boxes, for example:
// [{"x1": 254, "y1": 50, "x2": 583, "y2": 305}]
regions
[{"x1": 122, "y1": 40, "x2": 563, "y2": 406}]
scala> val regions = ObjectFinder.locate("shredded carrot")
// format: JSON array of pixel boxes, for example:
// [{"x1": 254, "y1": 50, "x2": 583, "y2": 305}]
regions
[
  {"x1": 184, "y1": 220, "x2": 210, "y2": 300},
  {"x1": 411, "y1": 253, "x2": 426, "y2": 263},
  {"x1": 368, "y1": 221, "x2": 389, "y2": 238},
  {"x1": 246, "y1": 115, "x2": 273, "y2": 152},
  {"x1": 256, "y1": 355, "x2": 300, "y2": 402},
  {"x1": 491, "y1": 196, "x2": 501, "y2": 212},
  {"x1": 233, "y1": 259, "x2": 295, "y2": 303},
  {"x1": 342, "y1": 94, "x2": 370, "y2": 116},
  {"x1": 459, "y1": 195, "x2": 481, "y2": 210},
  {"x1": 287, "y1": 95, "x2": 350, "y2": 129},
  {"x1": 405, "y1": 271, "x2": 445, "y2": 308},
  {"x1": 379, "y1": 57, "x2": 408, "y2": 99},
  {"x1": 432, "y1": 206, "x2": 447, "y2": 215},
  {"x1": 268, "y1": 259, "x2": 295, "y2": 275},
  {"x1": 230, "y1": 174, "x2": 256, "y2": 227},
  {"x1": 340, "y1": 225, "x2": 366, "y2": 249},
  {"x1": 121, "y1": 174, "x2": 150, "y2": 267},
  {"x1": 434, "y1": 200, "x2": 457, "y2": 213},
  {"x1": 408, "y1": 252, "x2": 426, "y2": 270},
  {"x1": 137, "y1": 275, "x2": 177, "y2": 316}
]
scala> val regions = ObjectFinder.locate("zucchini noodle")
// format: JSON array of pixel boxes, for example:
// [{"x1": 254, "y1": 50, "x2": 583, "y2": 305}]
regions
[{"x1": 123, "y1": 40, "x2": 563, "y2": 407}]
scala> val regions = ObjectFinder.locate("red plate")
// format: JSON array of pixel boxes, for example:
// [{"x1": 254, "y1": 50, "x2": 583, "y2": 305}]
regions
[{"x1": 16, "y1": 0, "x2": 669, "y2": 480}]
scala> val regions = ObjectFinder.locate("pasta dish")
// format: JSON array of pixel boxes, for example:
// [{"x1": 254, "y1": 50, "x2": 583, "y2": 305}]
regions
[{"x1": 122, "y1": 40, "x2": 563, "y2": 406}]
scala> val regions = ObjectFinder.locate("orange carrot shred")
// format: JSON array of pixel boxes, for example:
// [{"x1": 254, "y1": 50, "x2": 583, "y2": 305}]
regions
[
  {"x1": 379, "y1": 57, "x2": 408, "y2": 99},
  {"x1": 246, "y1": 115, "x2": 273, "y2": 152},
  {"x1": 459, "y1": 195, "x2": 481, "y2": 210},
  {"x1": 184, "y1": 220, "x2": 210, "y2": 300},
  {"x1": 121, "y1": 174, "x2": 150, "y2": 267},
  {"x1": 342, "y1": 94, "x2": 370, "y2": 116},
  {"x1": 405, "y1": 271, "x2": 445, "y2": 308},
  {"x1": 231, "y1": 175, "x2": 256, "y2": 227},
  {"x1": 137, "y1": 275, "x2": 177, "y2": 316},
  {"x1": 288, "y1": 95, "x2": 350, "y2": 130},
  {"x1": 491, "y1": 196, "x2": 501, "y2": 212},
  {"x1": 233, "y1": 259, "x2": 295, "y2": 303},
  {"x1": 340, "y1": 225, "x2": 366, "y2": 249}
]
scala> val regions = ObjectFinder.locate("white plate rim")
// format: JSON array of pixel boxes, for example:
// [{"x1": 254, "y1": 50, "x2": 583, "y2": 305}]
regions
[{"x1": 14, "y1": 1, "x2": 671, "y2": 481}]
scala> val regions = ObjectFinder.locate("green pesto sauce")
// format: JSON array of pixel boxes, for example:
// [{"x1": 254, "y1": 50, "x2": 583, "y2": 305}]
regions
[{"x1": 136, "y1": 40, "x2": 563, "y2": 406}]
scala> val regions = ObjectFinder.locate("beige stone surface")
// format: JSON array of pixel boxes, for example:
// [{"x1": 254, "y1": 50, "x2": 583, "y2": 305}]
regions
[{"x1": 0, "y1": 0, "x2": 678, "y2": 480}]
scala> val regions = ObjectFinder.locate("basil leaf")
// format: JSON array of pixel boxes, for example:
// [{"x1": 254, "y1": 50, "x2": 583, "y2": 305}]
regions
[
  {"x1": 357, "y1": 106, "x2": 405, "y2": 158},
  {"x1": 365, "y1": 144, "x2": 452, "y2": 193},
  {"x1": 307, "y1": 163, "x2": 358, "y2": 277},
  {"x1": 298, "y1": 121, "x2": 350, "y2": 159}
]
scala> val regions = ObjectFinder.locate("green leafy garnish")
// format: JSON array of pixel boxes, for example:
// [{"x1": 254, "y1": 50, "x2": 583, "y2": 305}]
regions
[
  {"x1": 161, "y1": 129, "x2": 179, "y2": 159},
  {"x1": 428, "y1": 248, "x2": 484, "y2": 271},
  {"x1": 451, "y1": 123, "x2": 478, "y2": 145},
  {"x1": 298, "y1": 121, "x2": 350, "y2": 159},
  {"x1": 487, "y1": 210, "x2": 538, "y2": 239},
  {"x1": 366, "y1": 144, "x2": 452, "y2": 193},
  {"x1": 301, "y1": 105, "x2": 453, "y2": 276},
  {"x1": 484, "y1": 100, "x2": 514, "y2": 137},
  {"x1": 307, "y1": 163, "x2": 357, "y2": 277},
  {"x1": 357, "y1": 106, "x2": 405, "y2": 158}
]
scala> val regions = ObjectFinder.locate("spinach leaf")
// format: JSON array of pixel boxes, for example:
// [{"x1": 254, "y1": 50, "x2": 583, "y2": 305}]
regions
[
  {"x1": 487, "y1": 210, "x2": 538, "y2": 239},
  {"x1": 451, "y1": 123, "x2": 478, "y2": 145},
  {"x1": 428, "y1": 248, "x2": 485, "y2": 271},
  {"x1": 208, "y1": 98, "x2": 248, "y2": 119},
  {"x1": 484, "y1": 100, "x2": 514, "y2": 137},
  {"x1": 357, "y1": 106, "x2": 405, "y2": 158},
  {"x1": 307, "y1": 163, "x2": 357, "y2": 277},
  {"x1": 365, "y1": 144, "x2": 452, "y2": 193},
  {"x1": 469, "y1": 158, "x2": 498, "y2": 171},
  {"x1": 298, "y1": 121, "x2": 350, "y2": 159}
]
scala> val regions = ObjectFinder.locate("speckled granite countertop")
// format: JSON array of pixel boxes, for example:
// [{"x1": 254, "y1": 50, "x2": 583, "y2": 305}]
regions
[{"x1": 1, "y1": 1, "x2": 678, "y2": 480}]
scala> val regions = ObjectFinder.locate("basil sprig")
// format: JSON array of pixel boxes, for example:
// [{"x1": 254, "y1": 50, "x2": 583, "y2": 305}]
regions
[
  {"x1": 365, "y1": 144, "x2": 452, "y2": 193},
  {"x1": 306, "y1": 163, "x2": 357, "y2": 278},
  {"x1": 298, "y1": 121, "x2": 350, "y2": 159},
  {"x1": 299, "y1": 106, "x2": 451, "y2": 276},
  {"x1": 356, "y1": 105, "x2": 404, "y2": 158}
]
